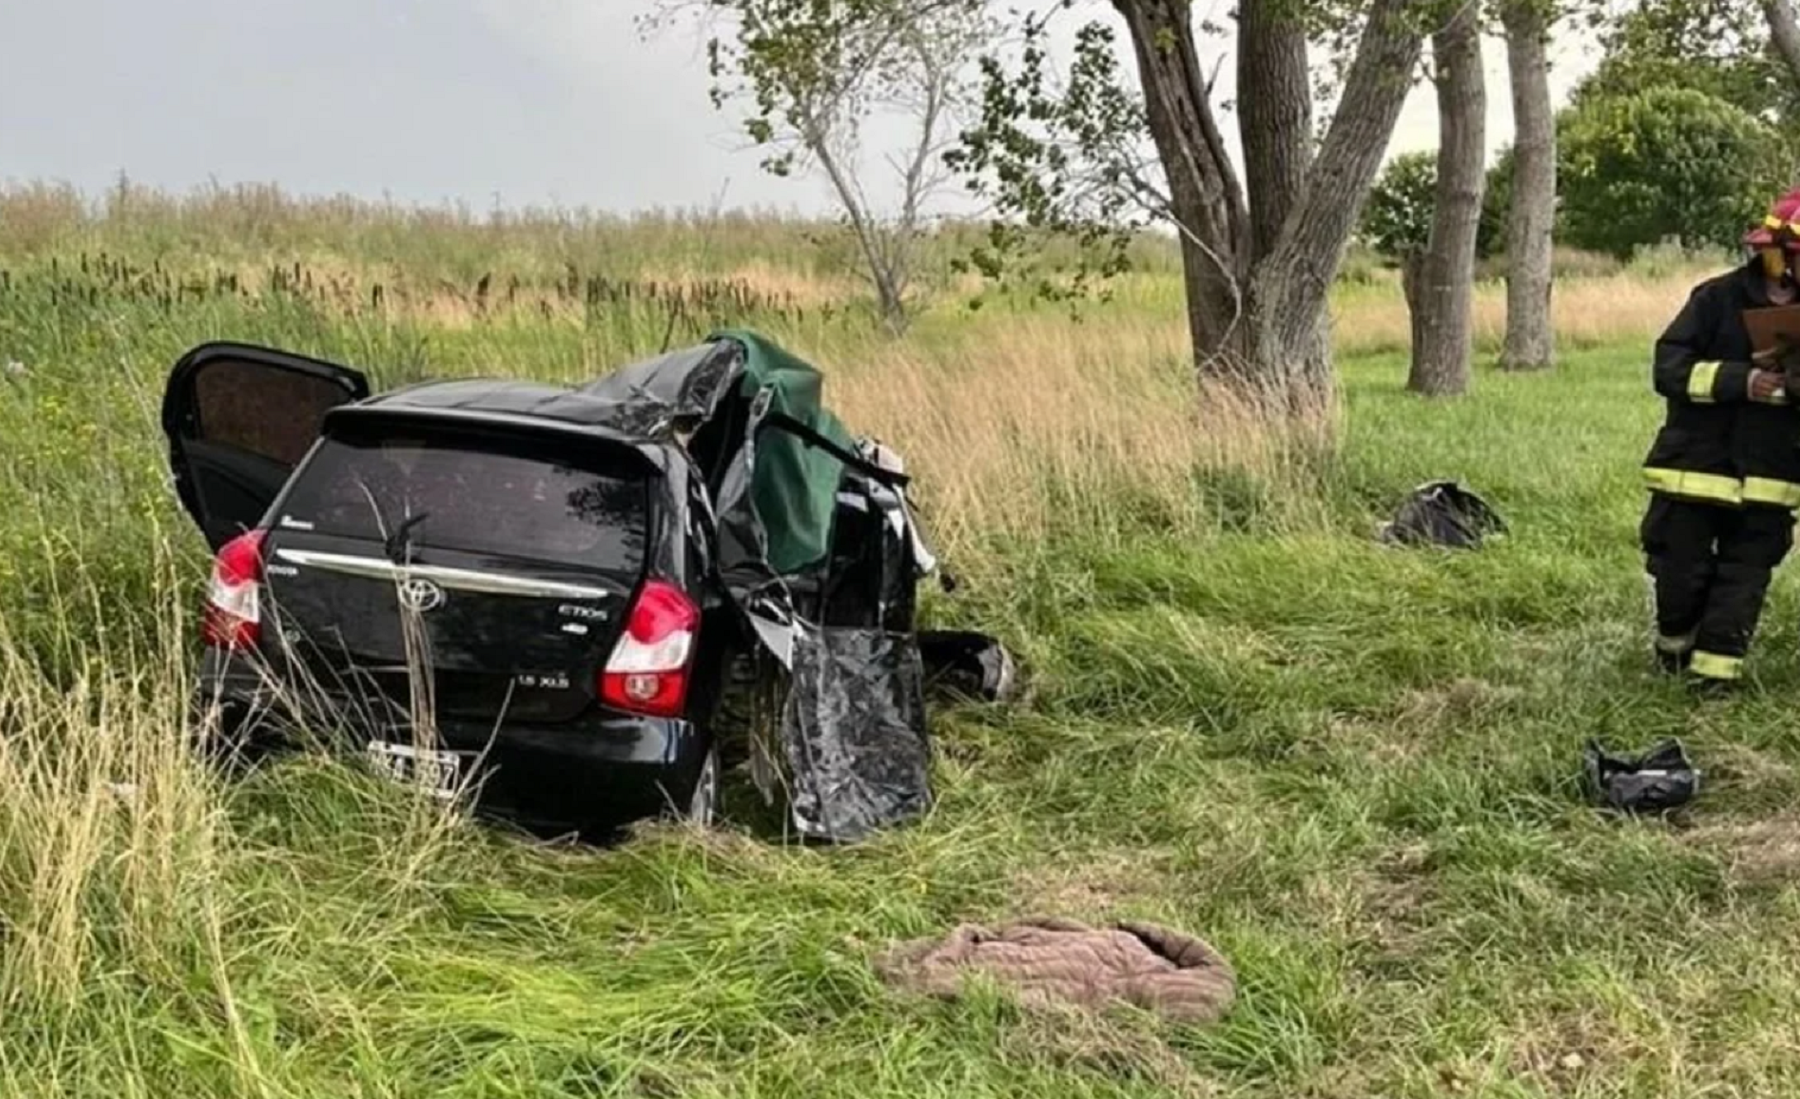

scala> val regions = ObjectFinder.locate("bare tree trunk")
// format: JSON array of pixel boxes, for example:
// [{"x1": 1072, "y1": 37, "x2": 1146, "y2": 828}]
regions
[
  {"x1": 1237, "y1": 0, "x2": 1330, "y2": 410},
  {"x1": 1762, "y1": 0, "x2": 1800, "y2": 86},
  {"x1": 1239, "y1": 0, "x2": 1313, "y2": 259},
  {"x1": 1115, "y1": 0, "x2": 1422, "y2": 413},
  {"x1": 1401, "y1": 252, "x2": 1424, "y2": 319},
  {"x1": 1409, "y1": 0, "x2": 1485, "y2": 397},
  {"x1": 1500, "y1": 0, "x2": 1556, "y2": 371},
  {"x1": 1251, "y1": 0, "x2": 1424, "y2": 410},
  {"x1": 1113, "y1": 0, "x2": 1254, "y2": 378},
  {"x1": 807, "y1": 121, "x2": 910, "y2": 330}
]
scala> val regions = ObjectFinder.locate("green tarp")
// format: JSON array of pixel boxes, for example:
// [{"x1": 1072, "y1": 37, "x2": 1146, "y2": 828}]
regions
[{"x1": 710, "y1": 328, "x2": 857, "y2": 578}]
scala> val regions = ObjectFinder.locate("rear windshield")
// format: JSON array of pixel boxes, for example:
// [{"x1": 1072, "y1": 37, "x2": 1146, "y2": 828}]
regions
[{"x1": 274, "y1": 422, "x2": 652, "y2": 571}]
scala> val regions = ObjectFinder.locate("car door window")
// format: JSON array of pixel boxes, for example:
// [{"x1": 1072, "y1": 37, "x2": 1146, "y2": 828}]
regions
[{"x1": 192, "y1": 358, "x2": 353, "y2": 467}]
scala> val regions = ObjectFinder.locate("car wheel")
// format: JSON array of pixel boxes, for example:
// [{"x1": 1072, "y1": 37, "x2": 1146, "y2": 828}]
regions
[{"x1": 679, "y1": 742, "x2": 721, "y2": 827}]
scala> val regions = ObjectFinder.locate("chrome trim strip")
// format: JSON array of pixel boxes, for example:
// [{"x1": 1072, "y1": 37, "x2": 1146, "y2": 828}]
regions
[{"x1": 272, "y1": 549, "x2": 616, "y2": 600}]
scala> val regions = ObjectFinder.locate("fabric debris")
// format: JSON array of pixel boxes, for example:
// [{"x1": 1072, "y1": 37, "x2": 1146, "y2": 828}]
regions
[{"x1": 873, "y1": 917, "x2": 1235, "y2": 1024}]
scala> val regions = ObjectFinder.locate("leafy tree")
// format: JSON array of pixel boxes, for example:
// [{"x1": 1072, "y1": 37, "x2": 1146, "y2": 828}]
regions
[
  {"x1": 1479, "y1": 145, "x2": 1514, "y2": 261},
  {"x1": 1558, "y1": 85, "x2": 1786, "y2": 258},
  {"x1": 1574, "y1": 0, "x2": 1798, "y2": 123},
  {"x1": 948, "y1": 0, "x2": 1440, "y2": 416},
  {"x1": 641, "y1": 0, "x2": 991, "y2": 332}
]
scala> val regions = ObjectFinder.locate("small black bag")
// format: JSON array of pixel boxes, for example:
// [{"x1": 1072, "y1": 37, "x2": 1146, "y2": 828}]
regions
[
  {"x1": 1378, "y1": 480, "x2": 1507, "y2": 550},
  {"x1": 1583, "y1": 738, "x2": 1700, "y2": 814}
]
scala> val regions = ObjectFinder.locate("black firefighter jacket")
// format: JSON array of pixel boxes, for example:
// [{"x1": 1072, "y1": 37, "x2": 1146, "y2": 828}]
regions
[{"x1": 1643, "y1": 263, "x2": 1800, "y2": 508}]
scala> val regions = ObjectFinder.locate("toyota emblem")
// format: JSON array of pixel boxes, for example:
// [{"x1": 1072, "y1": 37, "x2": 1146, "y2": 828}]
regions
[{"x1": 397, "y1": 577, "x2": 445, "y2": 612}]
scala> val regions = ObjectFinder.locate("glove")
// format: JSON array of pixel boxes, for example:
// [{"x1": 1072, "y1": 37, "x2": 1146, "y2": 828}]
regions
[{"x1": 1777, "y1": 333, "x2": 1800, "y2": 397}]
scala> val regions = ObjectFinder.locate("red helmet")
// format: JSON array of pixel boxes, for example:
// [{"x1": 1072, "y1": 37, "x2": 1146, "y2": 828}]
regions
[{"x1": 1744, "y1": 188, "x2": 1800, "y2": 249}]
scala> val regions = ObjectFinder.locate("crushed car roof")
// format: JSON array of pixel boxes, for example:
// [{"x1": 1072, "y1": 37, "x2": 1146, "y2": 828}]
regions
[
  {"x1": 327, "y1": 331, "x2": 860, "y2": 581},
  {"x1": 338, "y1": 378, "x2": 665, "y2": 439},
  {"x1": 337, "y1": 339, "x2": 748, "y2": 442},
  {"x1": 574, "y1": 341, "x2": 743, "y2": 438}
]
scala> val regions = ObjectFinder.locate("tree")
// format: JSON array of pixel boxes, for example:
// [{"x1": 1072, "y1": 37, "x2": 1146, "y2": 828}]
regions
[
  {"x1": 1559, "y1": 85, "x2": 1786, "y2": 257},
  {"x1": 1498, "y1": 0, "x2": 1557, "y2": 371},
  {"x1": 1760, "y1": 0, "x2": 1800, "y2": 89},
  {"x1": 1575, "y1": 0, "x2": 1800, "y2": 183},
  {"x1": 642, "y1": 0, "x2": 990, "y2": 332},
  {"x1": 1361, "y1": 153, "x2": 1442, "y2": 351},
  {"x1": 1574, "y1": 0, "x2": 1800, "y2": 124},
  {"x1": 1409, "y1": 0, "x2": 1487, "y2": 396},
  {"x1": 950, "y1": 0, "x2": 1433, "y2": 417}
]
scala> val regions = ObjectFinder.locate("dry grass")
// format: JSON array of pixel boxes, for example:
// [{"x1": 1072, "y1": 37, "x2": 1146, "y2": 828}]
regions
[
  {"x1": 0, "y1": 565, "x2": 217, "y2": 1009},
  {"x1": 825, "y1": 315, "x2": 1335, "y2": 559},
  {"x1": 639, "y1": 258, "x2": 862, "y2": 306},
  {"x1": 1330, "y1": 267, "x2": 1715, "y2": 357}
]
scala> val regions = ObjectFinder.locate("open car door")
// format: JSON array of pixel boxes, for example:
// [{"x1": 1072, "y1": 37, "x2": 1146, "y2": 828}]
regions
[{"x1": 161, "y1": 342, "x2": 371, "y2": 551}]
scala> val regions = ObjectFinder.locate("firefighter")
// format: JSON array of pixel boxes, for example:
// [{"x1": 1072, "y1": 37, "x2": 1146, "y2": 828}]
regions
[{"x1": 1640, "y1": 189, "x2": 1800, "y2": 687}]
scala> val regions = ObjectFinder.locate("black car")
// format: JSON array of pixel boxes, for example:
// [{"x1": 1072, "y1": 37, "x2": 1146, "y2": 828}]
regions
[{"x1": 162, "y1": 332, "x2": 1004, "y2": 840}]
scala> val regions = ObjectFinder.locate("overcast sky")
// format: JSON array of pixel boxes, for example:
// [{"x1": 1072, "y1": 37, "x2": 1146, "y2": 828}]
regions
[{"x1": 0, "y1": 0, "x2": 1600, "y2": 217}]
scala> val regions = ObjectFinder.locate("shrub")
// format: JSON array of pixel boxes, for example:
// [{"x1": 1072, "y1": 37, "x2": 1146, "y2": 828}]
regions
[
  {"x1": 1360, "y1": 152, "x2": 1437, "y2": 266},
  {"x1": 1559, "y1": 86, "x2": 1786, "y2": 260}
]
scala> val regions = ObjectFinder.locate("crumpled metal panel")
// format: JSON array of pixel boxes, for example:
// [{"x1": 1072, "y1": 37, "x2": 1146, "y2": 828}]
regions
[
  {"x1": 779, "y1": 624, "x2": 931, "y2": 842},
  {"x1": 711, "y1": 384, "x2": 786, "y2": 613},
  {"x1": 574, "y1": 341, "x2": 744, "y2": 438},
  {"x1": 577, "y1": 333, "x2": 947, "y2": 843}
]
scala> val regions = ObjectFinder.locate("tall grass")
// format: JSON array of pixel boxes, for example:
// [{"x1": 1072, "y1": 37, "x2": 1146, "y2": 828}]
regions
[{"x1": 8, "y1": 182, "x2": 1800, "y2": 1097}]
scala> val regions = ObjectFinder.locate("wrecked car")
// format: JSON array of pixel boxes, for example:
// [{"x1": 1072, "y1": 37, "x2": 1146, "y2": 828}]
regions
[{"x1": 161, "y1": 329, "x2": 1008, "y2": 841}]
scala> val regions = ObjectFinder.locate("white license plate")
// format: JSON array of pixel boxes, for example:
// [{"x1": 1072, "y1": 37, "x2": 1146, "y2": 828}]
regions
[{"x1": 366, "y1": 740, "x2": 461, "y2": 799}]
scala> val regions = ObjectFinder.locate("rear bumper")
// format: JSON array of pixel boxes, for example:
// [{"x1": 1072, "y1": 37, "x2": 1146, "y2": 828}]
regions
[{"x1": 194, "y1": 650, "x2": 709, "y2": 830}]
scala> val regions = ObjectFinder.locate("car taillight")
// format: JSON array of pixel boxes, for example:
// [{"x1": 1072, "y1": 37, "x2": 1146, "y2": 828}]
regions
[
  {"x1": 600, "y1": 579, "x2": 699, "y2": 718},
  {"x1": 201, "y1": 530, "x2": 267, "y2": 650}
]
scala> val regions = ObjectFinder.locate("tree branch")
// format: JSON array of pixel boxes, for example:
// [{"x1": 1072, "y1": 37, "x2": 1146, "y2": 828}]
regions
[{"x1": 1111, "y1": 0, "x2": 1250, "y2": 268}]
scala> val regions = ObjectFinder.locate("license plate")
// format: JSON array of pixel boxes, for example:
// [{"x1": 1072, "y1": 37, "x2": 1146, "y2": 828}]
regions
[{"x1": 366, "y1": 740, "x2": 461, "y2": 799}]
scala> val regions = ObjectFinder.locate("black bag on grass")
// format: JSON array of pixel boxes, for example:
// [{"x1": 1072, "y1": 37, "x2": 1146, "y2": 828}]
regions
[
  {"x1": 1583, "y1": 738, "x2": 1700, "y2": 814},
  {"x1": 1378, "y1": 480, "x2": 1507, "y2": 550}
]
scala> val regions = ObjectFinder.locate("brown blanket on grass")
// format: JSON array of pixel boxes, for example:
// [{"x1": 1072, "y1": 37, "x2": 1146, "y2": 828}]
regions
[{"x1": 873, "y1": 917, "x2": 1236, "y2": 1023}]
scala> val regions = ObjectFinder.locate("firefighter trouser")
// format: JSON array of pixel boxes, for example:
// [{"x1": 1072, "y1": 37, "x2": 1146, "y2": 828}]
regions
[{"x1": 1641, "y1": 494, "x2": 1795, "y2": 680}]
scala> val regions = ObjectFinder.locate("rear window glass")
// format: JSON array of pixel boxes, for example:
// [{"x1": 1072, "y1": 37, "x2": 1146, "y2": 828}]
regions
[{"x1": 274, "y1": 423, "x2": 651, "y2": 571}]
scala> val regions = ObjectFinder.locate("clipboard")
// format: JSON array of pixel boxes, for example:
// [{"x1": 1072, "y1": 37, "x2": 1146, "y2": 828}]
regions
[{"x1": 1742, "y1": 303, "x2": 1800, "y2": 354}]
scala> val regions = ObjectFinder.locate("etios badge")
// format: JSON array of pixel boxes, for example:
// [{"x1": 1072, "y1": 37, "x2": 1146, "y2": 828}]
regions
[{"x1": 397, "y1": 577, "x2": 446, "y2": 612}]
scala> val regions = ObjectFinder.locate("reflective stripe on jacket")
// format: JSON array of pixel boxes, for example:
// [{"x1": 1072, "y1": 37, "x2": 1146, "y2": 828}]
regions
[{"x1": 1642, "y1": 263, "x2": 1800, "y2": 509}]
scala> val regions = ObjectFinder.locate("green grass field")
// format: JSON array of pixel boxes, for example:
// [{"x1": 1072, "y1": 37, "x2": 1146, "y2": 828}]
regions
[{"x1": 6, "y1": 189, "x2": 1800, "y2": 1098}]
